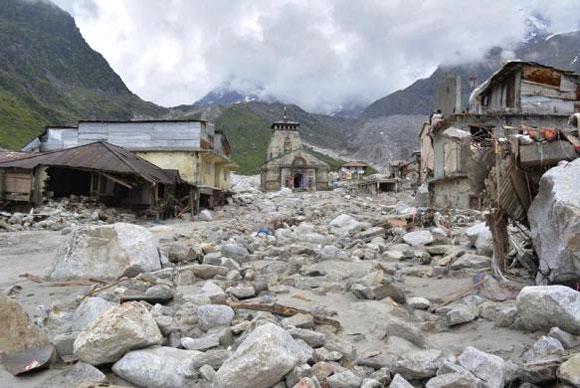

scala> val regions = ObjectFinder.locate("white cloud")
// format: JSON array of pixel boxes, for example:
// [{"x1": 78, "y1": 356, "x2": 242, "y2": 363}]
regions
[{"x1": 51, "y1": 0, "x2": 580, "y2": 112}]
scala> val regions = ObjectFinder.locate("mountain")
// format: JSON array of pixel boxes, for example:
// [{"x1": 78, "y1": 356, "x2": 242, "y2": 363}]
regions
[
  {"x1": 193, "y1": 83, "x2": 266, "y2": 108},
  {"x1": 0, "y1": 0, "x2": 167, "y2": 149},
  {"x1": 362, "y1": 29, "x2": 580, "y2": 119}
]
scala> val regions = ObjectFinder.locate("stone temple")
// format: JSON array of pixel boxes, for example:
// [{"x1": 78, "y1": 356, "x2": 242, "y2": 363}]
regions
[{"x1": 260, "y1": 112, "x2": 329, "y2": 191}]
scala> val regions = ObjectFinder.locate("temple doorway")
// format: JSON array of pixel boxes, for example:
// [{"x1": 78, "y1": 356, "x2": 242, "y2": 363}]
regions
[{"x1": 293, "y1": 172, "x2": 303, "y2": 189}]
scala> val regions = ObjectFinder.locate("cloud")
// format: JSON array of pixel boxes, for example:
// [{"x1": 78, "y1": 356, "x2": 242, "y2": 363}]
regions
[{"x1": 51, "y1": 0, "x2": 580, "y2": 112}]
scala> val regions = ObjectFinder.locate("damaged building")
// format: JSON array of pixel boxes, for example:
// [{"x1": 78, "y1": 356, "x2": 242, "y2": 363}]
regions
[
  {"x1": 420, "y1": 61, "x2": 580, "y2": 279},
  {"x1": 5, "y1": 119, "x2": 237, "y2": 215},
  {"x1": 260, "y1": 113, "x2": 330, "y2": 191},
  {"x1": 422, "y1": 61, "x2": 580, "y2": 210},
  {"x1": 0, "y1": 142, "x2": 180, "y2": 217}
]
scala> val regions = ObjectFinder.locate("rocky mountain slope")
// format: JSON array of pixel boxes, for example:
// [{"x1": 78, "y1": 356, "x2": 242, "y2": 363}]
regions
[{"x1": 0, "y1": 0, "x2": 167, "y2": 149}]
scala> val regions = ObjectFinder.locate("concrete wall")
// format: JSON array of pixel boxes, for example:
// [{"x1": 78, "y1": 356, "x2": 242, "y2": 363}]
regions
[
  {"x1": 431, "y1": 178, "x2": 472, "y2": 209},
  {"x1": 434, "y1": 74, "x2": 462, "y2": 116}
]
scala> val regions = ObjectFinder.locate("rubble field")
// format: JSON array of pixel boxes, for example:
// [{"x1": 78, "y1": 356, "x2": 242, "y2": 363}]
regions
[{"x1": 0, "y1": 176, "x2": 579, "y2": 388}]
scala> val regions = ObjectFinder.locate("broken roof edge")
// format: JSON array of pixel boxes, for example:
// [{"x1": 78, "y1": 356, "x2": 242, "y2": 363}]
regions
[
  {"x1": 77, "y1": 118, "x2": 209, "y2": 124},
  {"x1": 468, "y1": 60, "x2": 578, "y2": 107}
]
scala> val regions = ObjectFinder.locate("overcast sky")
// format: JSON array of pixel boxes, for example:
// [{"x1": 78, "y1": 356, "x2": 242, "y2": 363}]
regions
[{"x1": 51, "y1": 0, "x2": 580, "y2": 113}]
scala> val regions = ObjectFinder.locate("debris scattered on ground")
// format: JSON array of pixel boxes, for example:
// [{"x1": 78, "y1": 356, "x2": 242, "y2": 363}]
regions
[{"x1": 0, "y1": 175, "x2": 578, "y2": 387}]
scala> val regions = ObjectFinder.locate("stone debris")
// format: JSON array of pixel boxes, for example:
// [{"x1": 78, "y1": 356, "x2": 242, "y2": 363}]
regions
[
  {"x1": 50, "y1": 222, "x2": 161, "y2": 280},
  {"x1": 558, "y1": 353, "x2": 580, "y2": 387},
  {"x1": 1, "y1": 177, "x2": 579, "y2": 387},
  {"x1": 73, "y1": 302, "x2": 163, "y2": 365},
  {"x1": 112, "y1": 346, "x2": 201, "y2": 388},
  {"x1": 516, "y1": 285, "x2": 580, "y2": 335},
  {"x1": 215, "y1": 322, "x2": 306, "y2": 388}
]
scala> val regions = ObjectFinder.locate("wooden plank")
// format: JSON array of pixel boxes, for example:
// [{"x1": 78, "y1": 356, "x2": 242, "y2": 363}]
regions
[{"x1": 522, "y1": 65, "x2": 561, "y2": 87}]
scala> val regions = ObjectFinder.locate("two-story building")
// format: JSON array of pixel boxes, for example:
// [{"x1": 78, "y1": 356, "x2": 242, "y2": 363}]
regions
[{"x1": 21, "y1": 119, "x2": 237, "y2": 212}]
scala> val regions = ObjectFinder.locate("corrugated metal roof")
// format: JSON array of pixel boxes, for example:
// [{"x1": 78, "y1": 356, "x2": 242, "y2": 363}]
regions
[
  {"x1": 0, "y1": 142, "x2": 178, "y2": 184},
  {"x1": 0, "y1": 151, "x2": 31, "y2": 163}
]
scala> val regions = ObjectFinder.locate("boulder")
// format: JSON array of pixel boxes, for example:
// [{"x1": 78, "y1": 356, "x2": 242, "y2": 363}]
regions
[
  {"x1": 521, "y1": 336, "x2": 564, "y2": 363},
  {"x1": 73, "y1": 302, "x2": 163, "y2": 365},
  {"x1": 384, "y1": 316, "x2": 427, "y2": 348},
  {"x1": 72, "y1": 297, "x2": 117, "y2": 332},
  {"x1": 464, "y1": 223, "x2": 493, "y2": 256},
  {"x1": 199, "y1": 209, "x2": 213, "y2": 221},
  {"x1": 112, "y1": 346, "x2": 200, "y2": 388},
  {"x1": 548, "y1": 327, "x2": 578, "y2": 349},
  {"x1": 425, "y1": 372, "x2": 482, "y2": 388},
  {"x1": 221, "y1": 242, "x2": 250, "y2": 262},
  {"x1": 528, "y1": 159, "x2": 580, "y2": 285},
  {"x1": 389, "y1": 374, "x2": 414, "y2": 388},
  {"x1": 215, "y1": 323, "x2": 305, "y2": 388},
  {"x1": 195, "y1": 304, "x2": 235, "y2": 331},
  {"x1": 516, "y1": 286, "x2": 580, "y2": 335},
  {"x1": 329, "y1": 214, "x2": 364, "y2": 235},
  {"x1": 39, "y1": 362, "x2": 106, "y2": 387},
  {"x1": 50, "y1": 223, "x2": 161, "y2": 280},
  {"x1": 394, "y1": 349, "x2": 443, "y2": 379},
  {"x1": 0, "y1": 294, "x2": 48, "y2": 353},
  {"x1": 327, "y1": 370, "x2": 362, "y2": 388},
  {"x1": 402, "y1": 230, "x2": 434, "y2": 246},
  {"x1": 558, "y1": 353, "x2": 580, "y2": 387},
  {"x1": 446, "y1": 304, "x2": 478, "y2": 326},
  {"x1": 457, "y1": 347, "x2": 506, "y2": 388}
]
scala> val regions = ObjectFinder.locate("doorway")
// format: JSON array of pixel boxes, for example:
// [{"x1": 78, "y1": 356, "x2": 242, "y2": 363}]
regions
[{"x1": 293, "y1": 172, "x2": 303, "y2": 189}]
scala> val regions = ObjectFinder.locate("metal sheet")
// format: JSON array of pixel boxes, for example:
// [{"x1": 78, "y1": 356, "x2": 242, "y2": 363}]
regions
[{"x1": 1, "y1": 344, "x2": 54, "y2": 376}]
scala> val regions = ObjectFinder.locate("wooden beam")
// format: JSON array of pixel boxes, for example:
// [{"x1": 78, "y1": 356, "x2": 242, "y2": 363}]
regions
[{"x1": 98, "y1": 172, "x2": 133, "y2": 189}]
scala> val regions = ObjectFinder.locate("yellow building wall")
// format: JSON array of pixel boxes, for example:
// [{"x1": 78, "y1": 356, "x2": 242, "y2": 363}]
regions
[
  {"x1": 136, "y1": 151, "x2": 198, "y2": 185},
  {"x1": 214, "y1": 163, "x2": 231, "y2": 191},
  {"x1": 200, "y1": 154, "x2": 216, "y2": 188}
]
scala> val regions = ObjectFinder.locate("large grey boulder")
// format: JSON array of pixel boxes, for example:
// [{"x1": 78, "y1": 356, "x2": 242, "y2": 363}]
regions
[
  {"x1": 528, "y1": 159, "x2": 580, "y2": 285},
  {"x1": 464, "y1": 222, "x2": 493, "y2": 256},
  {"x1": 221, "y1": 242, "x2": 250, "y2": 262},
  {"x1": 457, "y1": 347, "x2": 506, "y2": 388},
  {"x1": 516, "y1": 285, "x2": 580, "y2": 335},
  {"x1": 50, "y1": 223, "x2": 161, "y2": 280},
  {"x1": 329, "y1": 214, "x2": 364, "y2": 236},
  {"x1": 195, "y1": 304, "x2": 235, "y2": 331},
  {"x1": 74, "y1": 302, "x2": 163, "y2": 365},
  {"x1": 403, "y1": 230, "x2": 434, "y2": 246},
  {"x1": 72, "y1": 297, "x2": 117, "y2": 332},
  {"x1": 39, "y1": 362, "x2": 106, "y2": 387},
  {"x1": 215, "y1": 323, "x2": 305, "y2": 388},
  {"x1": 112, "y1": 346, "x2": 200, "y2": 388},
  {"x1": 389, "y1": 374, "x2": 414, "y2": 388}
]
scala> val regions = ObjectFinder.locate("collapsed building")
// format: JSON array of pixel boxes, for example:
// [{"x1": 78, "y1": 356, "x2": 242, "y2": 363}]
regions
[
  {"x1": 420, "y1": 61, "x2": 580, "y2": 280},
  {"x1": 0, "y1": 142, "x2": 179, "y2": 217},
  {"x1": 260, "y1": 113, "x2": 330, "y2": 191},
  {"x1": 1, "y1": 120, "x2": 237, "y2": 216}
]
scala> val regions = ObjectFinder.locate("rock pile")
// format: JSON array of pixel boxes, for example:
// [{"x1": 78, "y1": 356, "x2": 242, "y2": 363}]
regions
[{"x1": 1, "y1": 178, "x2": 579, "y2": 387}]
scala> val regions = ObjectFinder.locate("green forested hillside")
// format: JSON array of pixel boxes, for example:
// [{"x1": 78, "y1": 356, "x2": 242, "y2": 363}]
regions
[{"x1": 0, "y1": 0, "x2": 166, "y2": 149}]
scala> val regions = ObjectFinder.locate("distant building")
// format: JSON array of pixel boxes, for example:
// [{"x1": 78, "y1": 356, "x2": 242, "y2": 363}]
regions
[
  {"x1": 260, "y1": 111, "x2": 329, "y2": 191},
  {"x1": 19, "y1": 119, "x2": 237, "y2": 212},
  {"x1": 339, "y1": 161, "x2": 368, "y2": 180}
]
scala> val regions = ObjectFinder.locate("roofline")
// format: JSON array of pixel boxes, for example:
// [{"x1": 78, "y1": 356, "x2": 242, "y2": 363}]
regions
[
  {"x1": 77, "y1": 119, "x2": 209, "y2": 124},
  {"x1": 469, "y1": 60, "x2": 579, "y2": 105}
]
